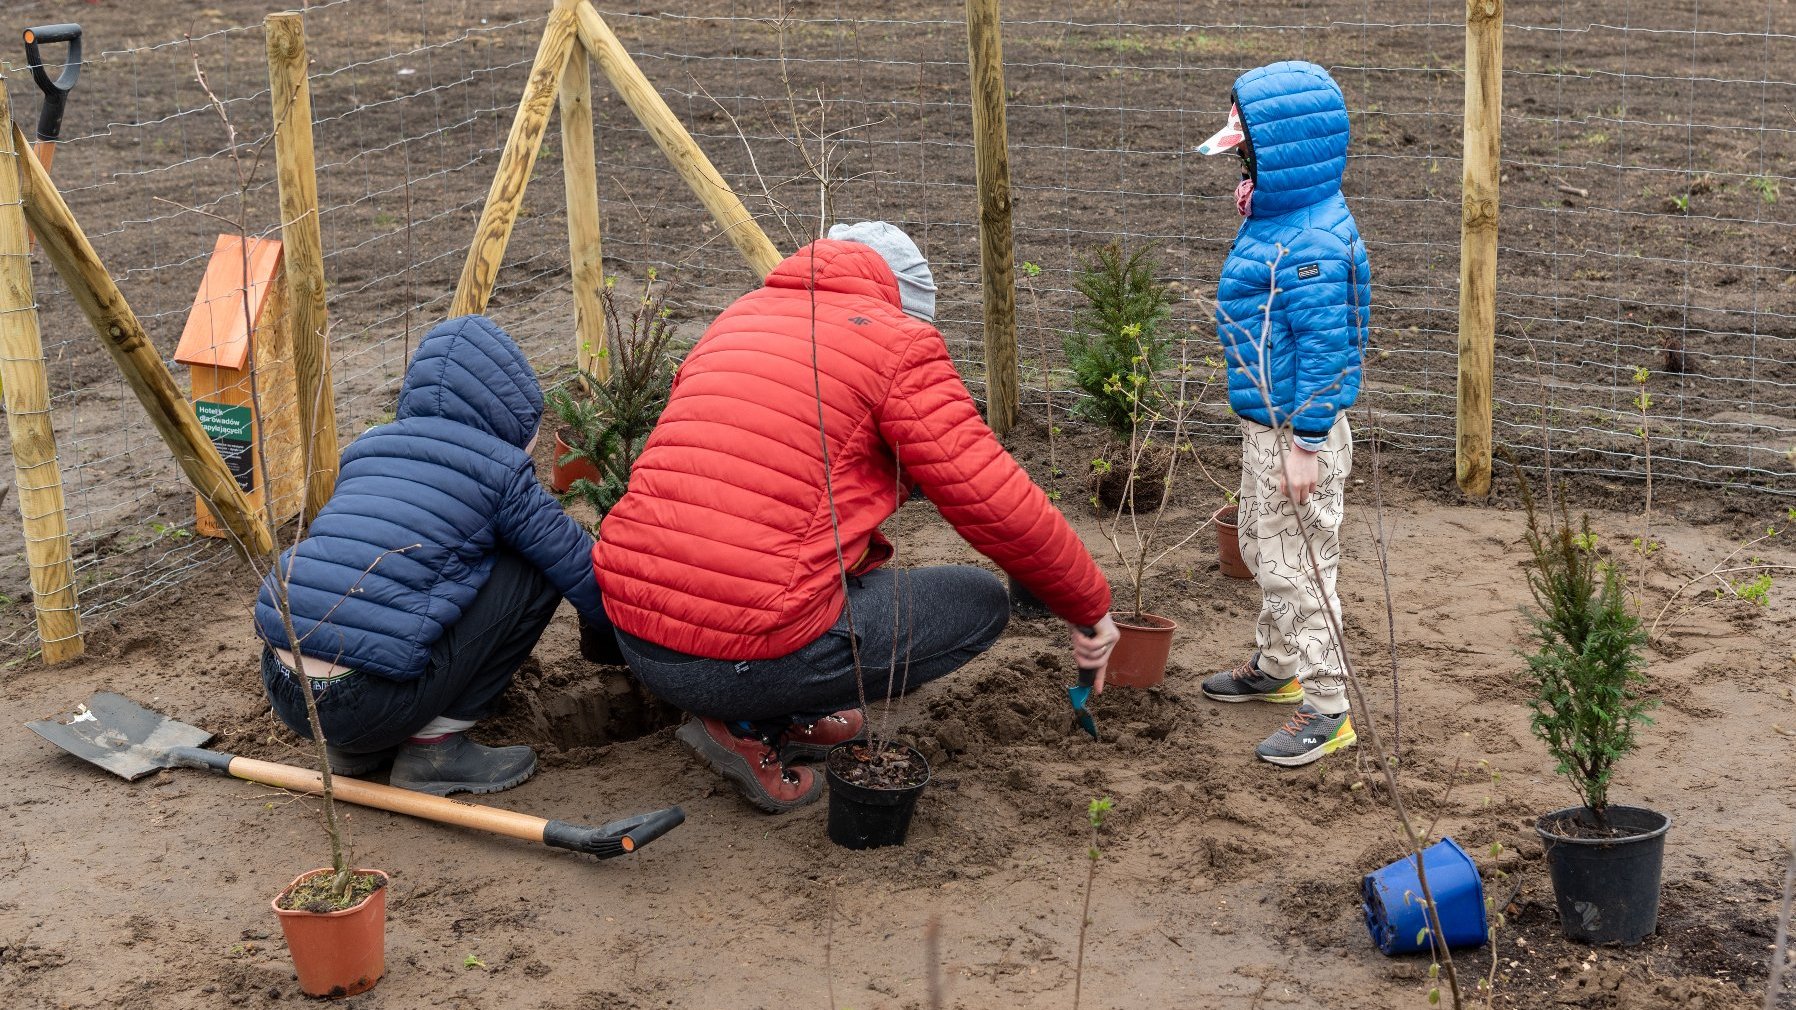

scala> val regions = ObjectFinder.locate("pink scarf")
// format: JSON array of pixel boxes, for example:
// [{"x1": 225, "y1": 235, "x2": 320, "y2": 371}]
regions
[{"x1": 1235, "y1": 177, "x2": 1255, "y2": 217}]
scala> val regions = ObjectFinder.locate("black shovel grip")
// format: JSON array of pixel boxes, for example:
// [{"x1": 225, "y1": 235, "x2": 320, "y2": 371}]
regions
[
  {"x1": 23, "y1": 24, "x2": 82, "y2": 143},
  {"x1": 168, "y1": 746, "x2": 233, "y2": 773},
  {"x1": 544, "y1": 806, "x2": 685, "y2": 859}
]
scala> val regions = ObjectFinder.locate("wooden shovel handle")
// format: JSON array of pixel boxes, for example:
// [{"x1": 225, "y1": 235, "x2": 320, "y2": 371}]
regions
[
  {"x1": 168, "y1": 748, "x2": 682, "y2": 857},
  {"x1": 224, "y1": 755, "x2": 552, "y2": 843}
]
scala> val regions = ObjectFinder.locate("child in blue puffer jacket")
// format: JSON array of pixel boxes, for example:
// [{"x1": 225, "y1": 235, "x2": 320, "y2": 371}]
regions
[
  {"x1": 1193, "y1": 62, "x2": 1371, "y2": 768},
  {"x1": 255, "y1": 315, "x2": 613, "y2": 795}
]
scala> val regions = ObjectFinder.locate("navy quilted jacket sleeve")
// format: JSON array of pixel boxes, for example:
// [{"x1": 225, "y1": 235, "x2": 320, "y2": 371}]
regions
[{"x1": 496, "y1": 464, "x2": 604, "y2": 623}]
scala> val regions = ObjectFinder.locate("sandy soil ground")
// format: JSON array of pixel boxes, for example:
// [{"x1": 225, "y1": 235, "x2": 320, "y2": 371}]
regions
[{"x1": 2, "y1": 425, "x2": 1792, "y2": 1009}]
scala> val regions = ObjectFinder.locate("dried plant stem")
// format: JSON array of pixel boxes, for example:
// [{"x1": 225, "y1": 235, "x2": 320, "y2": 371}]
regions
[
  {"x1": 1213, "y1": 256, "x2": 1463, "y2": 1007},
  {"x1": 824, "y1": 878, "x2": 838, "y2": 1010},
  {"x1": 188, "y1": 47, "x2": 356, "y2": 895},
  {"x1": 1768, "y1": 818, "x2": 1796, "y2": 1010},
  {"x1": 1364, "y1": 408, "x2": 1402, "y2": 760}
]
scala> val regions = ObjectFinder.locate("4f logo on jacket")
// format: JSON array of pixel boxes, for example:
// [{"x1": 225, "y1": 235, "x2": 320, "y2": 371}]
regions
[{"x1": 1297, "y1": 263, "x2": 1321, "y2": 279}]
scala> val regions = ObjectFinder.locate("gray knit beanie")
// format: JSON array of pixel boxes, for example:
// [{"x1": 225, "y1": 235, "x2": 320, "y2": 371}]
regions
[{"x1": 826, "y1": 221, "x2": 937, "y2": 322}]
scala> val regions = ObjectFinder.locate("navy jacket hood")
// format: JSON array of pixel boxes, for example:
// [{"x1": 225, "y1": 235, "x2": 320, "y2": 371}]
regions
[{"x1": 397, "y1": 314, "x2": 544, "y2": 448}]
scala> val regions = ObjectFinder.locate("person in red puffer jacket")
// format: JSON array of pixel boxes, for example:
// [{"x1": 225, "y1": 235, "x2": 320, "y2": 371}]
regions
[{"x1": 595, "y1": 221, "x2": 1118, "y2": 813}]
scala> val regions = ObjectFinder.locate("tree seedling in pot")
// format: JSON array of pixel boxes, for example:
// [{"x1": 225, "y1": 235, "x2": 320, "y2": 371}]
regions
[
  {"x1": 544, "y1": 274, "x2": 681, "y2": 511},
  {"x1": 1518, "y1": 473, "x2": 1672, "y2": 946}
]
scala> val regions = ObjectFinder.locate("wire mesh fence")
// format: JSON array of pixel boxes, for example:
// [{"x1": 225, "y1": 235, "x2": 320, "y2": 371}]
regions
[
  {"x1": 0, "y1": 0, "x2": 580, "y2": 654},
  {"x1": 0, "y1": 0, "x2": 1791, "y2": 658}
]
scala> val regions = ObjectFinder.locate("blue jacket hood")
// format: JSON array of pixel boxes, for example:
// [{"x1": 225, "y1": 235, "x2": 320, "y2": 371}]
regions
[
  {"x1": 396, "y1": 314, "x2": 543, "y2": 448},
  {"x1": 1234, "y1": 61, "x2": 1350, "y2": 217}
]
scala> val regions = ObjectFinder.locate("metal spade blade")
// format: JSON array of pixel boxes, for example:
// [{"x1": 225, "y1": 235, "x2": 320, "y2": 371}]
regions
[
  {"x1": 1067, "y1": 666, "x2": 1099, "y2": 740},
  {"x1": 26, "y1": 692, "x2": 214, "y2": 781}
]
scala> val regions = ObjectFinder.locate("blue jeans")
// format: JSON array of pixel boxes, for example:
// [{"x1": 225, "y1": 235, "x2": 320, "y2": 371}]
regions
[
  {"x1": 261, "y1": 549, "x2": 562, "y2": 755},
  {"x1": 616, "y1": 565, "x2": 1010, "y2": 725}
]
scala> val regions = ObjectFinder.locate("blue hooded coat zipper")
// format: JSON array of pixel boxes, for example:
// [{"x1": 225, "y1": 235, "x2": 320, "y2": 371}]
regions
[
  {"x1": 255, "y1": 315, "x2": 606, "y2": 680},
  {"x1": 1215, "y1": 61, "x2": 1372, "y2": 439}
]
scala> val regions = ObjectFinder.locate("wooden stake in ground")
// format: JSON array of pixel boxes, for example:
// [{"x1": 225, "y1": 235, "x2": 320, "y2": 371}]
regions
[
  {"x1": 573, "y1": 1, "x2": 782, "y2": 278},
  {"x1": 557, "y1": 0, "x2": 608, "y2": 382},
  {"x1": 451, "y1": 4, "x2": 580, "y2": 317},
  {"x1": 964, "y1": 0, "x2": 1020, "y2": 436},
  {"x1": 13, "y1": 122, "x2": 272, "y2": 556},
  {"x1": 1455, "y1": 0, "x2": 1503, "y2": 497},
  {"x1": 266, "y1": 11, "x2": 340, "y2": 524},
  {"x1": 0, "y1": 85, "x2": 82, "y2": 664}
]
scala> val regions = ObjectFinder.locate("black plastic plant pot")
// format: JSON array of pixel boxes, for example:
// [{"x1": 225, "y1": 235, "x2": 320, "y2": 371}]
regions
[
  {"x1": 824, "y1": 742, "x2": 931, "y2": 850},
  {"x1": 1007, "y1": 575, "x2": 1051, "y2": 620},
  {"x1": 579, "y1": 618, "x2": 627, "y2": 666},
  {"x1": 1536, "y1": 805, "x2": 1671, "y2": 945}
]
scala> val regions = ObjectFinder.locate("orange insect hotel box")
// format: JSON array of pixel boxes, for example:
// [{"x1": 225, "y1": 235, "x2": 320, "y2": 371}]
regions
[{"x1": 173, "y1": 234, "x2": 305, "y2": 540}]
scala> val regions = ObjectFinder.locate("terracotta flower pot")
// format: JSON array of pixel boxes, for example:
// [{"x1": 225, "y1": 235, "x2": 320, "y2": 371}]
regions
[
  {"x1": 272, "y1": 868, "x2": 389, "y2": 999},
  {"x1": 1106, "y1": 611, "x2": 1176, "y2": 688},
  {"x1": 550, "y1": 428, "x2": 602, "y2": 494},
  {"x1": 1213, "y1": 505, "x2": 1253, "y2": 580}
]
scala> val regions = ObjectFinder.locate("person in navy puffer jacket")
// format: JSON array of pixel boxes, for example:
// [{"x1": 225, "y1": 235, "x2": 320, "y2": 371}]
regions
[
  {"x1": 255, "y1": 315, "x2": 611, "y2": 796},
  {"x1": 1193, "y1": 62, "x2": 1371, "y2": 768}
]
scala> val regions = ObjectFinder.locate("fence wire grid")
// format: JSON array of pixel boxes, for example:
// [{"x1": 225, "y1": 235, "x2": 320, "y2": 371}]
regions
[{"x1": 0, "y1": 0, "x2": 1791, "y2": 657}]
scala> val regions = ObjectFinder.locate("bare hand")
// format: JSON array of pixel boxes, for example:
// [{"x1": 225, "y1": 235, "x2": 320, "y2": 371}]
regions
[
  {"x1": 1071, "y1": 615, "x2": 1120, "y2": 694},
  {"x1": 1278, "y1": 445, "x2": 1321, "y2": 505}
]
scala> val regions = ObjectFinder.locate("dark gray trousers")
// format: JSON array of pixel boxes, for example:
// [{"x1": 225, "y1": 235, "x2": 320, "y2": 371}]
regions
[
  {"x1": 262, "y1": 549, "x2": 562, "y2": 754},
  {"x1": 616, "y1": 565, "x2": 1009, "y2": 727}
]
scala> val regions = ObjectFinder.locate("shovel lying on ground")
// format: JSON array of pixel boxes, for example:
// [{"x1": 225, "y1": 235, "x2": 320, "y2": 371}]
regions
[
  {"x1": 1066, "y1": 625, "x2": 1100, "y2": 740},
  {"x1": 28, "y1": 693, "x2": 684, "y2": 860}
]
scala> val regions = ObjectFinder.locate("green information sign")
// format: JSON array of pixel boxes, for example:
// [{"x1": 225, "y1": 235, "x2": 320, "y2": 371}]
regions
[{"x1": 196, "y1": 401, "x2": 256, "y2": 494}]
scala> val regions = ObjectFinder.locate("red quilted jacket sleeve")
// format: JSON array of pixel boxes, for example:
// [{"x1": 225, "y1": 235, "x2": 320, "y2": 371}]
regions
[{"x1": 876, "y1": 325, "x2": 1111, "y2": 626}]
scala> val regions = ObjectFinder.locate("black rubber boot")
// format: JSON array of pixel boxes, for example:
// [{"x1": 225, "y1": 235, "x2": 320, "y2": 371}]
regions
[
  {"x1": 324, "y1": 744, "x2": 394, "y2": 778},
  {"x1": 388, "y1": 734, "x2": 537, "y2": 796}
]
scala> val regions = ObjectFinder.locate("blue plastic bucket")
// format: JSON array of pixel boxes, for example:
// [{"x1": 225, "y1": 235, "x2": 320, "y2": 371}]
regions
[{"x1": 1362, "y1": 837, "x2": 1489, "y2": 955}]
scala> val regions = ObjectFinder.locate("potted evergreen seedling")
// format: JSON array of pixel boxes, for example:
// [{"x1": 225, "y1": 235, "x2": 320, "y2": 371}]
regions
[
  {"x1": 1519, "y1": 487, "x2": 1669, "y2": 946},
  {"x1": 544, "y1": 276, "x2": 681, "y2": 664},
  {"x1": 1064, "y1": 241, "x2": 1174, "y2": 514},
  {"x1": 544, "y1": 273, "x2": 680, "y2": 501}
]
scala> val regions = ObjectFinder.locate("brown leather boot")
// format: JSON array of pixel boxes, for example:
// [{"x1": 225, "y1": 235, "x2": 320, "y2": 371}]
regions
[
  {"x1": 779, "y1": 709, "x2": 866, "y2": 762},
  {"x1": 676, "y1": 717, "x2": 822, "y2": 813}
]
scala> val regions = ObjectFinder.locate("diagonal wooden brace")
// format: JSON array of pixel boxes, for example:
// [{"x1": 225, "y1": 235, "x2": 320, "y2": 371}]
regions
[
  {"x1": 13, "y1": 122, "x2": 273, "y2": 557},
  {"x1": 451, "y1": 4, "x2": 580, "y2": 318}
]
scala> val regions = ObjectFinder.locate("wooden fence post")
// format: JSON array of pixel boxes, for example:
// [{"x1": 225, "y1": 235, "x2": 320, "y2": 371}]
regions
[
  {"x1": 14, "y1": 123, "x2": 273, "y2": 556},
  {"x1": 557, "y1": 0, "x2": 608, "y2": 382},
  {"x1": 266, "y1": 11, "x2": 340, "y2": 524},
  {"x1": 452, "y1": 6, "x2": 579, "y2": 318},
  {"x1": 1456, "y1": 0, "x2": 1503, "y2": 497},
  {"x1": 965, "y1": 0, "x2": 1019, "y2": 436},
  {"x1": 0, "y1": 85, "x2": 82, "y2": 663},
  {"x1": 573, "y1": 1, "x2": 783, "y2": 278}
]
